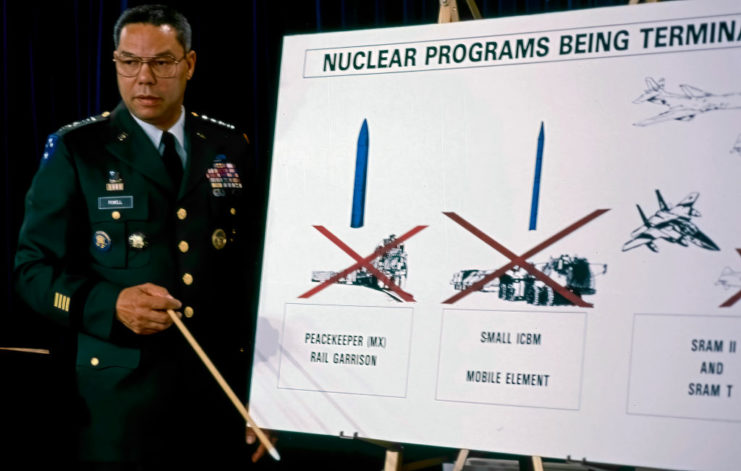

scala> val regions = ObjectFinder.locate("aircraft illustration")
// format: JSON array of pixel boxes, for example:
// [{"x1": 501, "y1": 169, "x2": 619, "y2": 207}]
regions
[
  {"x1": 716, "y1": 267, "x2": 741, "y2": 290},
  {"x1": 731, "y1": 133, "x2": 741, "y2": 156},
  {"x1": 633, "y1": 77, "x2": 741, "y2": 126},
  {"x1": 622, "y1": 190, "x2": 720, "y2": 253}
]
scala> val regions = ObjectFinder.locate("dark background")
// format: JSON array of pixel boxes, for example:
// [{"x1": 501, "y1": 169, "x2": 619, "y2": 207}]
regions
[{"x1": 1, "y1": 0, "x2": 644, "y2": 468}]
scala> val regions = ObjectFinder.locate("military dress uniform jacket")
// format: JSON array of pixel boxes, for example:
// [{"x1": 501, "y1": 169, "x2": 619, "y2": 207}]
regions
[{"x1": 14, "y1": 103, "x2": 258, "y2": 464}]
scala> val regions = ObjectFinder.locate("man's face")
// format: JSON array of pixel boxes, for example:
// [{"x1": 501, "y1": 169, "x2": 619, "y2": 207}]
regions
[{"x1": 115, "y1": 23, "x2": 196, "y2": 130}]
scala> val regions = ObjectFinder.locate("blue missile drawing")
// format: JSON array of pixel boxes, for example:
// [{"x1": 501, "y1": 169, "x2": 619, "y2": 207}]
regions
[
  {"x1": 529, "y1": 122, "x2": 545, "y2": 231},
  {"x1": 351, "y1": 119, "x2": 369, "y2": 228}
]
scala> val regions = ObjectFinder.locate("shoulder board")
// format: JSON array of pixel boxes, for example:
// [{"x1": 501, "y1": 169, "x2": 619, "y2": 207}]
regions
[
  {"x1": 191, "y1": 111, "x2": 249, "y2": 144},
  {"x1": 190, "y1": 111, "x2": 238, "y2": 131},
  {"x1": 41, "y1": 111, "x2": 111, "y2": 166},
  {"x1": 56, "y1": 111, "x2": 111, "y2": 136}
]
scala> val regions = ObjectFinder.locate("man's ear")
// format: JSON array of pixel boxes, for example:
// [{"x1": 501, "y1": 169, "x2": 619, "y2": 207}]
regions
[{"x1": 186, "y1": 50, "x2": 196, "y2": 80}]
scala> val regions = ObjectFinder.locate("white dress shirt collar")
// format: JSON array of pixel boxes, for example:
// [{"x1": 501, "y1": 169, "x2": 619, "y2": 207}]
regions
[{"x1": 129, "y1": 107, "x2": 187, "y2": 166}]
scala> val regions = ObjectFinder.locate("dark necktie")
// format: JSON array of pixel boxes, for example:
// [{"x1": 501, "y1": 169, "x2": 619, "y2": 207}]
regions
[{"x1": 161, "y1": 131, "x2": 183, "y2": 190}]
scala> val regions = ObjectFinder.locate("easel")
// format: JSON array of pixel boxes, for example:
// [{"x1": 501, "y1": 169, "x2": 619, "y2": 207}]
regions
[
  {"x1": 438, "y1": 0, "x2": 481, "y2": 23},
  {"x1": 346, "y1": 2, "x2": 484, "y2": 466},
  {"x1": 348, "y1": 0, "x2": 657, "y2": 467},
  {"x1": 340, "y1": 432, "x2": 449, "y2": 471},
  {"x1": 437, "y1": 1, "x2": 651, "y2": 470}
]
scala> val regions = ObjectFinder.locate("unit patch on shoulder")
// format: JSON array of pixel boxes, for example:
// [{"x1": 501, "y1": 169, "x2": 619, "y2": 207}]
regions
[{"x1": 41, "y1": 134, "x2": 60, "y2": 166}]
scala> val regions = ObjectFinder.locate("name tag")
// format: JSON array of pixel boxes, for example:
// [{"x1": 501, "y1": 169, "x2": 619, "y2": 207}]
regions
[{"x1": 98, "y1": 196, "x2": 134, "y2": 210}]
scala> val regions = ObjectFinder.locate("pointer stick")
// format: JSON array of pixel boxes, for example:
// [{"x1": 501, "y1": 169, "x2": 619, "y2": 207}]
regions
[
  {"x1": 166, "y1": 309, "x2": 280, "y2": 461},
  {"x1": 0, "y1": 347, "x2": 50, "y2": 354}
]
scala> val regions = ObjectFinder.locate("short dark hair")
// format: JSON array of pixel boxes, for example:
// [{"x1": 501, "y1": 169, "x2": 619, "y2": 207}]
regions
[{"x1": 113, "y1": 4, "x2": 192, "y2": 51}]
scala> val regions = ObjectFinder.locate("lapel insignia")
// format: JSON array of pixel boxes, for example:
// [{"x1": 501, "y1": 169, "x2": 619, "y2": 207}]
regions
[
  {"x1": 206, "y1": 154, "x2": 242, "y2": 197},
  {"x1": 93, "y1": 231, "x2": 112, "y2": 252},
  {"x1": 196, "y1": 132, "x2": 206, "y2": 140},
  {"x1": 117, "y1": 132, "x2": 128, "y2": 142},
  {"x1": 106, "y1": 170, "x2": 124, "y2": 191}
]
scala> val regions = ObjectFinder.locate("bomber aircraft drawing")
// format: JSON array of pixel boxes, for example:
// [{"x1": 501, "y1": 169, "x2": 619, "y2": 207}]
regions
[
  {"x1": 622, "y1": 190, "x2": 720, "y2": 253},
  {"x1": 633, "y1": 77, "x2": 741, "y2": 126},
  {"x1": 731, "y1": 133, "x2": 741, "y2": 156},
  {"x1": 717, "y1": 267, "x2": 741, "y2": 291}
]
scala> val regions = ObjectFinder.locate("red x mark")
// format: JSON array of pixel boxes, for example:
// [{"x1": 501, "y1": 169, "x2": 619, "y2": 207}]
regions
[
  {"x1": 442, "y1": 209, "x2": 609, "y2": 306},
  {"x1": 299, "y1": 225, "x2": 427, "y2": 302},
  {"x1": 720, "y1": 249, "x2": 741, "y2": 308}
]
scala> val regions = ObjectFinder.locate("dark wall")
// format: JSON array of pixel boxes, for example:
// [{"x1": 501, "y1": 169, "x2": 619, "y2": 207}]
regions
[{"x1": 0, "y1": 0, "x2": 636, "y2": 467}]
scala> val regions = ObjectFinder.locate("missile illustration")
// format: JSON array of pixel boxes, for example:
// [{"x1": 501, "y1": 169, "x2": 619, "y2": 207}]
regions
[
  {"x1": 529, "y1": 121, "x2": 545, "y2": 231},
  {"x1": 351, "y1": 119, "x2": 369, "y2": 228}
]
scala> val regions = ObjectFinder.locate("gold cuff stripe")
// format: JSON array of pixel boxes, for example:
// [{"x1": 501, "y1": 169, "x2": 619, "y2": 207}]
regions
[{"x1": 54, "y1": 292, "x2": 70, "y2": 312}]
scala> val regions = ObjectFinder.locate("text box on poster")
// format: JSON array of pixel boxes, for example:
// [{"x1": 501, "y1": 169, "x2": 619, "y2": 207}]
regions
[
  {"x1": 628, "y1": 314, "x2": 741, "y2": 422},
  {"x1": 436, "y1": 309, "x2": 587, "y2": 410},
  {"x1": 278, "y1": 303, "x2": 414, "y2": 397}
]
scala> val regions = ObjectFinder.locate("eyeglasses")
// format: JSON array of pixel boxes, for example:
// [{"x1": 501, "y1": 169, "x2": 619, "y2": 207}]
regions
[{"x1": 113, "y1": 52, "x2": 187, "y2": 78}]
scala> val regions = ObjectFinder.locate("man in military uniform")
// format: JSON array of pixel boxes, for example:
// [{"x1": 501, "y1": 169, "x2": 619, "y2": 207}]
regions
[{"x1": 14, "y1": 4, "x2": 259, "y2": 467}]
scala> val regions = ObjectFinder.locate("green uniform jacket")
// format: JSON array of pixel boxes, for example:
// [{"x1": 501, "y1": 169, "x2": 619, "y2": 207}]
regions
[{"x1": 14, "y1": 103, "x2": 258, "y2": 464}]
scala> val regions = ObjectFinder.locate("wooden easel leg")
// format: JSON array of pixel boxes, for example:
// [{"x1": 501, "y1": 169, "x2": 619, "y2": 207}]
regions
[
  {"x1": 531, "y1": 456, "x2": 544, "y2": 471},
  {"x1": 385, "y1": 449, "x2": 403, "y2": 471},
  {"x1": 438, "y1": 0, "x2": 460, "y2": 23},
  {"x1": 453, "y1": 449, "x2": 469, "y2": 471}
]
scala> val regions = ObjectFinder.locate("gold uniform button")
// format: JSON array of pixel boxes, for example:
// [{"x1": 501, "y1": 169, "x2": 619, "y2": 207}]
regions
[
  {"x1": 182, "y1": 273, "x2": 194, "y2": 285},
  {"x1": 90, "y1": 357, "x2": 100, "y2": 366},
  {"x1": 177, "y1": 208, "x2": 187, "y2": 220},
  {"x1": 184, "y1": 306, "x2": 194, "y2": 318},
  {"x1": 178, "y1": 241, "x2": 189, "y2": 253},
  {"x1": 230, "y1": 207, "x2": 236, "y2": 215},
  {"x1": 111, "y1": 211, "x2": 121, "y2": 220}
]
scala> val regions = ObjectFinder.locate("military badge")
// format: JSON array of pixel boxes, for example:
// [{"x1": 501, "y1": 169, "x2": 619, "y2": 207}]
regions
[
  {"x1": 106, "y1": 170, "x2": 124, "y2": 191},
  {"x1": 41, "y1": 134, "x2": 60, "y2": 166},
  {"x1": 128, "y1": 232, "x2": 148, "y2": 250},
  {"x1": 212, "y1": 228, "x2": 227, "y2": 250},
  {"x1": 93, "y1": 231, "x2": 112, "y2": 252},
  {"x1": 206, "y1": 155, "x2": 242, "y2": 197}
]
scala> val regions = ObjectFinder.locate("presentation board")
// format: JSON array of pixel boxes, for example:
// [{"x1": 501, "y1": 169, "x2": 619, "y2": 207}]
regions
[{"x1": 249, "y1": 1, "x2": 741, "y2": 469}]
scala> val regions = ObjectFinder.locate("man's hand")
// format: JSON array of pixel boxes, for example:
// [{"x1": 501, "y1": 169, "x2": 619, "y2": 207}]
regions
[{"x1": 115, "y1": 283, "x2": 182, "y2": 335}]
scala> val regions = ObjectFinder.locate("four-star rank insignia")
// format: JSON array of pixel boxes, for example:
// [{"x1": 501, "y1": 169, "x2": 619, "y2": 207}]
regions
[
  {"x1": 206, "y1": 154, "x2": 242, "y2": 197},
  {"x1": 106, "y1": 170, "x2": 124, "y2": 191}
]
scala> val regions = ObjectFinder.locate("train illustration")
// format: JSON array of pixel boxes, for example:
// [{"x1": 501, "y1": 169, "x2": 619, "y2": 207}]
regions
[{"x1": 312, "y1": 234, "x2": 408, "y2": 293}]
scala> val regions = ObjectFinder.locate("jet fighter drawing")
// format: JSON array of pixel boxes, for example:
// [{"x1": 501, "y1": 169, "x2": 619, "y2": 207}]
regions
[
  {"x1": 717, "y1": 267, "x2": 741, "y2": 291},
  {"x1": 731, "y1": 133, "x2": 741, "y2": 156},
  {"x1": 622, "y1": 190, "x2": 720, "y2": 253},
  {"x1": 633, "y1": 77, "x2": 741, "y2": 126}
]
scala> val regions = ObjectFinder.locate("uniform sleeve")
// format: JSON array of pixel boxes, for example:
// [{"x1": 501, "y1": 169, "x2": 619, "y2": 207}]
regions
[{"x1": 14, "y1": 135, "x2": 122, "y2": 340}]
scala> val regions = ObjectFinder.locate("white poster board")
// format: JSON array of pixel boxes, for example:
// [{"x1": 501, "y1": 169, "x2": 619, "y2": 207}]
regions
[{"x1": 250, "y1": 1, "x2": 741, "y2": 469}]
